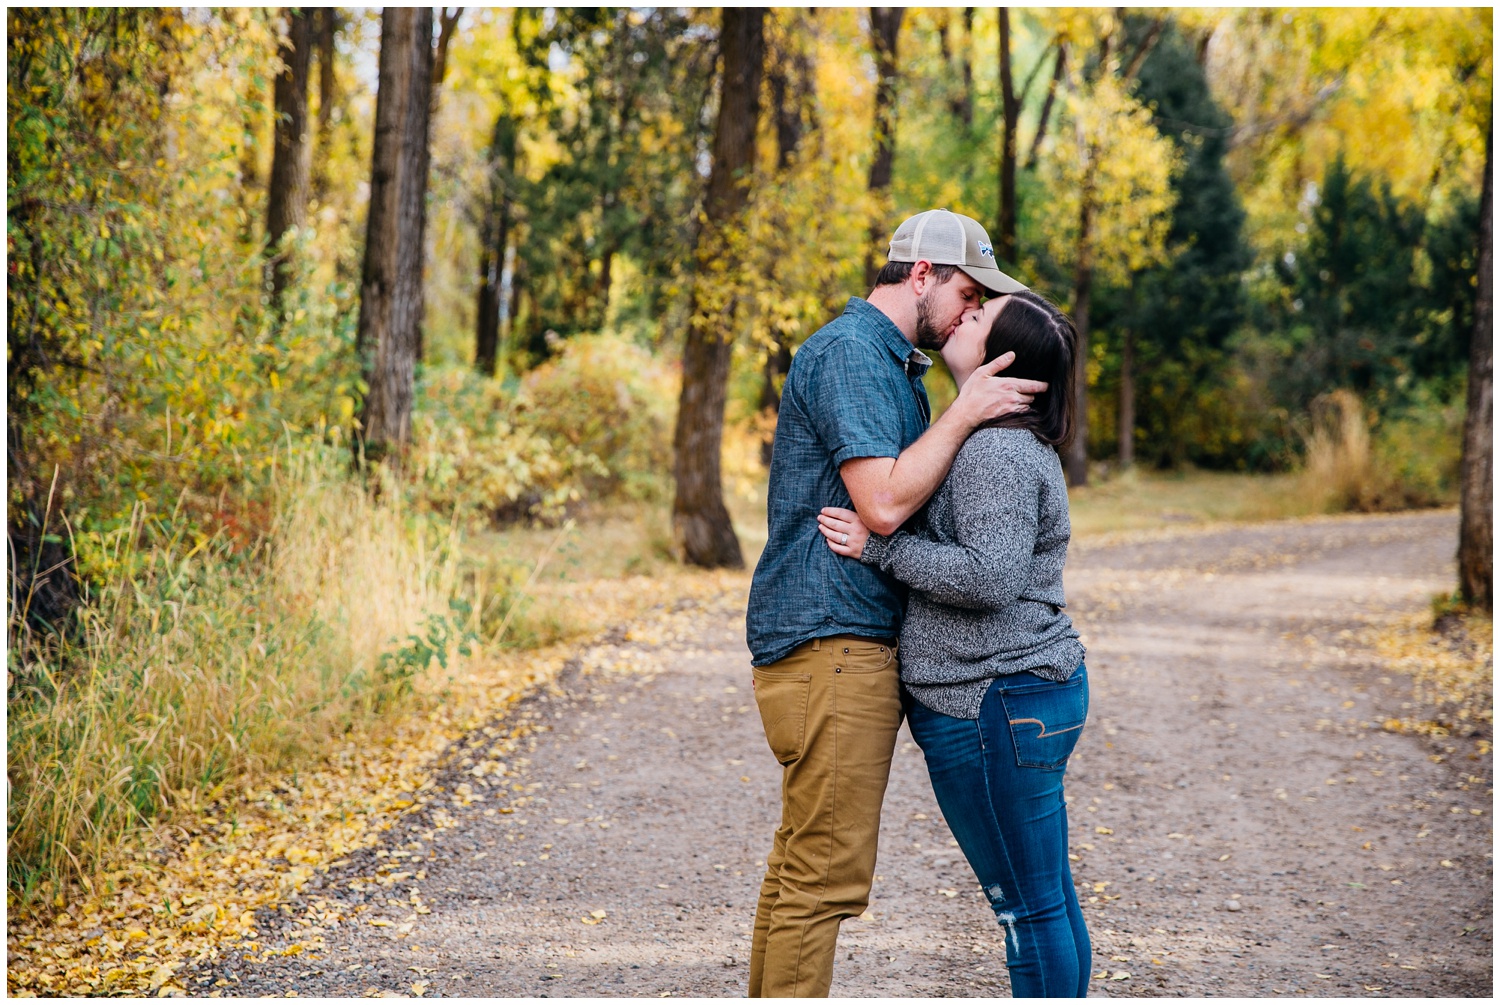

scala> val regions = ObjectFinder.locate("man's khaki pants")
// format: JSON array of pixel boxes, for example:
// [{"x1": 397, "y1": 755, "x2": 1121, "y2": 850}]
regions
[{"x1": 749, "y1": 636, "x2": 902, "y2": 997}]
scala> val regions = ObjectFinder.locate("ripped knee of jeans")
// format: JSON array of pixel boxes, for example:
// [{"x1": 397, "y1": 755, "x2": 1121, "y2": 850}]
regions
[{"x1": 994, "y1": 910, "x2": 1020, "y2": 956}]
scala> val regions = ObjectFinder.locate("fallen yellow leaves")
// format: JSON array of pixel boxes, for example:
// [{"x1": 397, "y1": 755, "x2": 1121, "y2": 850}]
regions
[
  {"x1": 1372, "y1": 609, "x2": 1492, "y2": 738},
  {"x1": 7, "y1": 572, "x2": 749, "y2": 998}
]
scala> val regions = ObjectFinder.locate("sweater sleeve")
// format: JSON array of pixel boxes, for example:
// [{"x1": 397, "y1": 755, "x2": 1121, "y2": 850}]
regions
[{"x1": 860, "y1": 430, "x2": 1038, "y2": 612}]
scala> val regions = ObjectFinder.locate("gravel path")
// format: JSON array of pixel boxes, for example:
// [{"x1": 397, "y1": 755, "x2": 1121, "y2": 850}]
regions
[{"x1": 200, "y1": 509, "x2": 1491, "y2": 997}]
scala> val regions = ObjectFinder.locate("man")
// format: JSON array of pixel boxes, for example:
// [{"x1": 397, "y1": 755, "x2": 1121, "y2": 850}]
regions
[{"x1": 746, "y1": 210, "x2": 1044, "y2": 997}]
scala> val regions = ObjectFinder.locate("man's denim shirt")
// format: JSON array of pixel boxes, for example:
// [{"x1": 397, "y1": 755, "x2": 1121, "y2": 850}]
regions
[{"x1": 747, "y1": 297, "x2": 933, "y2": 666}]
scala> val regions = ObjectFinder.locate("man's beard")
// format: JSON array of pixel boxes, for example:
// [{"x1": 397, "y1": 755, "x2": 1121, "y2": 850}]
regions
[{"x1": 914, "y1": 294, "x2": 948, "y2": 350}]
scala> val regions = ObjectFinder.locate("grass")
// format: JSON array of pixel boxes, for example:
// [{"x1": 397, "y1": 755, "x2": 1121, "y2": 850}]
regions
[
  {"x1": 1296, "y1": 388, "x2": 1462, "y2": 513},
  {"x1": 462, "y1": 461, "x2": 1341, "y2": 616},
  {"x1": 1068, "y1": 465, "x2": 1326, "y2": 537},
  {"x1": 6, "y1": 445, "x2": 467, "y2": 903}
]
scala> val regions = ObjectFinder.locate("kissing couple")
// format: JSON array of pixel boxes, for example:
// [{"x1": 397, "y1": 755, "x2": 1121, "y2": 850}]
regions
[{"x1": 746, "y1": 210, "x2": 1091, "y2": 998}]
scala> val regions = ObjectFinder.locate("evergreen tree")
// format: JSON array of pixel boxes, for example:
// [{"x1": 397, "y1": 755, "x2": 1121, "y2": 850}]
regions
[
  {"x1": 1415, "y1": 190, "x2": 1483, "y2": 387},
  {"x1": 1278, "y1": 155, "x2": 1427, "y2": 407},
  {"x1": 1109, "y1": 20, "x2": 1251, "y2": 467}
]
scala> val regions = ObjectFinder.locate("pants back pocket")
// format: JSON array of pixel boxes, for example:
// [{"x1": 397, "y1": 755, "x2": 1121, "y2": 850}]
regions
[
  {"x1": 996, "y1": 671, "x2": 1088, "y2": 769},
  {"x1": 753, "y1": 669, "x2": 812, "y2": 764}
]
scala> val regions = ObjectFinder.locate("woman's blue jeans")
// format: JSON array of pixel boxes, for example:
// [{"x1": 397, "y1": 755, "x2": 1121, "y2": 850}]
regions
[{"x1": 904, "y1": 666, "x2": 1091, "y2": 998}]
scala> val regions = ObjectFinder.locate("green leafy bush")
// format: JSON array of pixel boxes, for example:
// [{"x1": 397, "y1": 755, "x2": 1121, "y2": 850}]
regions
[
  {"x1": 406, "y1": 368, "x2": 607, "y2": 526},
  {"x1": 517, "y1": 333, "x2": 677, "y2": 502}
]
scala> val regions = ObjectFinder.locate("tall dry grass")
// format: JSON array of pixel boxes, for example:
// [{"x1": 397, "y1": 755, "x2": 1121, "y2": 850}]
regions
[
  {"x1": 1300, "y1": 389, "x2": 1377, "y2": 511},
  {"x1": 1298, "y1": 388, "x2": 1461, "y2": 513},
  {"x1": 6, "y1": 445, "x2": 464, "y2": 900}
]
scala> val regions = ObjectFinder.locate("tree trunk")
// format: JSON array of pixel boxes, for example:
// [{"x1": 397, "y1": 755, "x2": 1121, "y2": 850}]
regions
[
  {"x1": 863, "y1": 7, "x2": 905, "y2": 289},
  {"x1": 1459, "y1": 128, "x2": 1492, "y2": 610},
  {"x1": 389, "y1": 6, "x2": 434, "y2": 390},
  {"x1": 768, "y1": 30, "x2": 808, "y2": 172},
  {"x1": 238, "y1": 48, "x2": 263, "y2": 246},
  {"x1": 937, "y1": 8, "x2": 973, "y2": 129},
  {"x1": 356, "y1": 7, "x2": 413, "y2": 460},
  {"x1": 997, "y1": 8, "x2": 1018, "y2": 266},
  {"x1": 475, "y1": 247, "x2": 500, "y2": 378},
  {"x1": 432, "y1": 8, "x2": 461, "y2": 102},
  {"x1": 265, "y1": 7, "x2": 312, "y2": 323},
  {"x1": 672, "y1": 7, "x2": 767, "y2": 569},
  {"x1": 1025, "y1": 42, "x2": 1067, "y2": 170},
  {"x1": 1064, "y1": 156, "x2": 1097, "y2": 487},
  {"x1": 398, "y1": 8, "x2": 453, "y2": 366},
  {"x1": 1118, "y1": 326, "x2": 1135, "y2": 468},
  {"x1": 475, "y1": 113, "x2": 516, "y2": 378},
  {"x1": 312, "y1": 7, "x2": 338, "y2": 200},
  {"x1": 959, "y1": 8, "x2": 974, "y2": 128},
  {"x1": 759, "y1": 339, "x2": 793, "y2": 465}
]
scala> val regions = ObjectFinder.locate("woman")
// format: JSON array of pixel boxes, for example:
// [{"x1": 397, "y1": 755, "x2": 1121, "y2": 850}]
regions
[{"x1": 817, "y1": 290, "x2": 1090, "y2": 997}]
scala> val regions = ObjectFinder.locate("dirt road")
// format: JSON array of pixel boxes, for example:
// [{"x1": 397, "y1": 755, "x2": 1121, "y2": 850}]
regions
[{"x1": 202, "y1": 509, "x2": 1491, "y2": 997}]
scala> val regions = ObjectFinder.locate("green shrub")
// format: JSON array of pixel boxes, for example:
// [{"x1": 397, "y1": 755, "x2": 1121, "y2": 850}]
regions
[
  {"x1": 1370, "y1": 390, "x2": 1464, "y2": 508},
  {"x1": 518, "y1": 333, "x2": 677, "y2": 502},
  {"x1": 406, "y1": 368, "x2": 607, "y2": 526}
]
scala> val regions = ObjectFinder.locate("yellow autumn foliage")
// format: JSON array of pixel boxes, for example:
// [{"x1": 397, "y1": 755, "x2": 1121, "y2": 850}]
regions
[
  {"x1": 1040, "y1": 72, "x2": 1182, "y2": 288},
  {"x1": 1206, "y1": 7, "x2": 1492, "y2": 251}
]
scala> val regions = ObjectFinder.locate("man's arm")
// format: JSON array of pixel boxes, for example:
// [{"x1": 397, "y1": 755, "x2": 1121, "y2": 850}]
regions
[{"x1": 840, "y1": 351, "x2": 1046, "y2": 535}]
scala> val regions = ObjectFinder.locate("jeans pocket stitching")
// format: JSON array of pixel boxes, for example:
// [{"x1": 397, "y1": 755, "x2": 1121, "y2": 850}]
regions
[{"x1": 1004, "y1": 717, "x2": 1085, "y2": 739}]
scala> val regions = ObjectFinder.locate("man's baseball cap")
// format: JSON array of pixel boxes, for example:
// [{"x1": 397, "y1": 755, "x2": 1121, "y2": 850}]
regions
[{"x1": 886, "y1": 209, "x2": 1027, "y2": 295}]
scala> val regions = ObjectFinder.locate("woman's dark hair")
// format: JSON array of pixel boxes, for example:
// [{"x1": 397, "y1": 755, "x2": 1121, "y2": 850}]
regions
[{"x1": 982, "y1": 290, "x2": 1077, "y2": 448}]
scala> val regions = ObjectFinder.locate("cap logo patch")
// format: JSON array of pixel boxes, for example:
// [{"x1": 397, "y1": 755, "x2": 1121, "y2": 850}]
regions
[{"x1": 978, "y1": 241, "x2": 995, "y2": 259}]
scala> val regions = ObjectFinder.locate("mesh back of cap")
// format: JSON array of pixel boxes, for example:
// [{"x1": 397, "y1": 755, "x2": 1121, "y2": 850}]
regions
[{"x1": 915, "y1": 213, "x2": 965, "y2": 263}]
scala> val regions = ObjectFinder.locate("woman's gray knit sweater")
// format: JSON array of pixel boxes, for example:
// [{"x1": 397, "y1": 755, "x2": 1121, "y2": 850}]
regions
[{"x1": 860, "y1": 426, "x2": 1085, "y2": 720}]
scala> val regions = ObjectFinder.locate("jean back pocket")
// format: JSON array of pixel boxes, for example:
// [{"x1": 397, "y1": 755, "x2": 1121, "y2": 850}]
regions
[{"x1": 996, "y1": 671, "x2": 1088, "y2": 769}]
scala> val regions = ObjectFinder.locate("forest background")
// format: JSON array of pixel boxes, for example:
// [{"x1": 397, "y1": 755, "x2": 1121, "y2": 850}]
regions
[{"x1": 6, "y1": 5, "x2": 1493, "y2": 917}]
